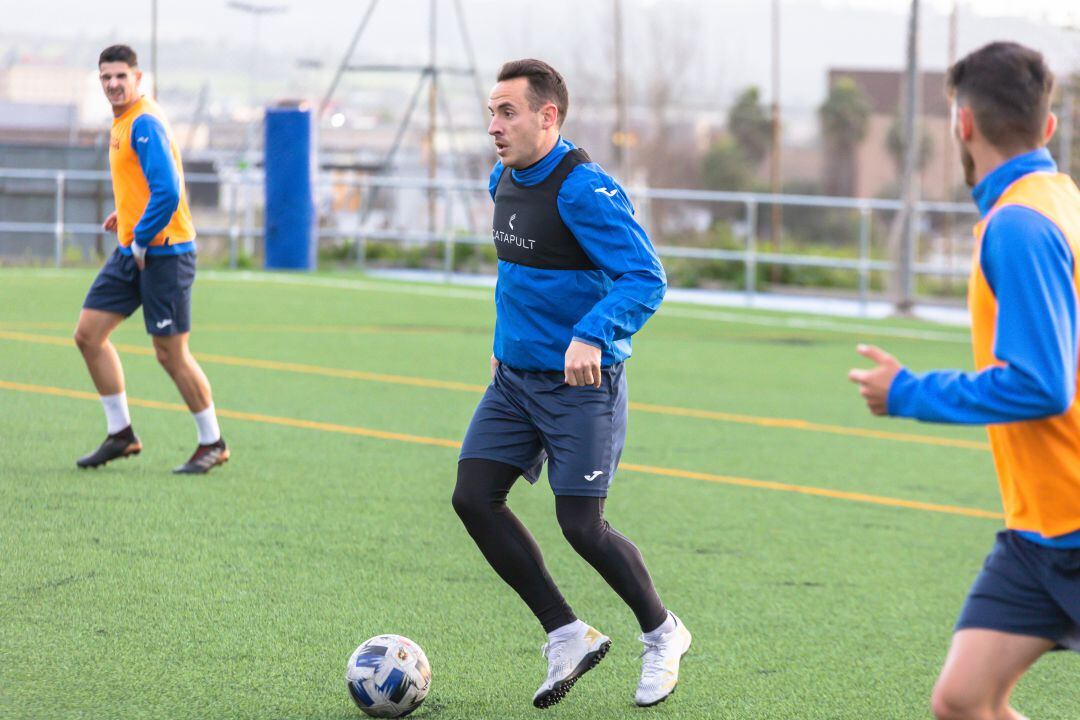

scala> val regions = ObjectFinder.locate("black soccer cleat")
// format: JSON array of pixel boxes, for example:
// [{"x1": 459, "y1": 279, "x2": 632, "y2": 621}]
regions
[
  {"x1": 76, "y1": 426, "x2": 142, "y2": 469},
  {"x1": 173, "y1": 438, "x2": 230, "y2": 475}
]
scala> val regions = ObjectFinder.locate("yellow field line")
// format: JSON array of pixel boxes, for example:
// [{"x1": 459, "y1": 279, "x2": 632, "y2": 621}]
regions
[
  {"x1": 0, "y1": 321, "x2": 471, "y2": 336},
  {"x1": 619, "y1": 463, "x2": 1003, "y2": 519},
  {"x1": 629, "y1": 402, "x2": 990, "y2": 451},
  {"x1": 0, "y1": 329, "x2": 990, "y2": 452},
  {"x1": 0, "y1": 380, "x2": 461, "y2": 449},
  {"x1": 0, "y1": 330, "x2": 484, "y2": 392},
  {"x1": 0, "y1": 379, "x2": 1003, "y2": 521}
]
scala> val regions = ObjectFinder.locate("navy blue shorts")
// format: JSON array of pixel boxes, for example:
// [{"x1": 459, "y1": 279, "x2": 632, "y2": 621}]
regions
[
  {"x1": 955, "y1": 530, "x2": 1080, "y2": 651},
  {"x1": 459, "y1": 362, "x2": 628, "y2": 497},
  {"x1": 83, "y1": 248, "x2": 196, "y2": 336}
]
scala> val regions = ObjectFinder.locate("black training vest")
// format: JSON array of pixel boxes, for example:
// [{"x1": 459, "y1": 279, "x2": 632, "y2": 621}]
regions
[{"x1": 491, "y1": 148, "x2": 597, "y2": 271}]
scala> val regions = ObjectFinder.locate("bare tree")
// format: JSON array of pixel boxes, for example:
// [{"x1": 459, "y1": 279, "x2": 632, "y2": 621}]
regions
[{"x1": 632, "y1": 4, "x2": 703, "y2": 235}]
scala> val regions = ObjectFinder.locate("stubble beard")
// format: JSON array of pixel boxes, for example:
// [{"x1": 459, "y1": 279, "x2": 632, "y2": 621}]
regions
[{"x1": 960, "y1": 144, "x2": 976, "y2": 188}]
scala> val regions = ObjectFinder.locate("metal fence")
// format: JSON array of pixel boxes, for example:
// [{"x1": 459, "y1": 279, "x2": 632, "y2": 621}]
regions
[{"x1": 0, "y1": 166, "x2": 979, "y2": 306}]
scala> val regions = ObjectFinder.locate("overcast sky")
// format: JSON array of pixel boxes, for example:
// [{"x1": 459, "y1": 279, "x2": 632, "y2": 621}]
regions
[
  {"x1": 2, "y1": 0, "x2": 1076, "y2": 117},
  {"x1": 3, "y1": 0, "x2": 1076, "y2": 50}
]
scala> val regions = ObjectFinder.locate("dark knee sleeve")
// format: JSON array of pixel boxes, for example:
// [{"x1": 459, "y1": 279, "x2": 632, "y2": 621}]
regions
[
  {"x1": 452, "y1": 461, "x2": 502, "y2": 519},
  {"x1": 453, "y1": 459, "x2": 575, "y2": 633},
  {"x1": 555, "y1": 496, "x2": 668, "y2": 632}
]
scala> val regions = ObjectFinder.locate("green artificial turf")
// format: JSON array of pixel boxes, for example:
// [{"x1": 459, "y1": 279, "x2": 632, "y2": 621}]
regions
[{"x1": 1, "y1": 269, "x2": 1076, "y2": 719}]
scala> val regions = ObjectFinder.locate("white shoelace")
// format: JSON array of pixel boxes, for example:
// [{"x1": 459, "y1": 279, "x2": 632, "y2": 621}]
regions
[
  {"x1": 541, "y1": 642, "x2": 569, "y2": 678},
  {"x1": 639, "y1": 640, "x2": 668, "y2": 678}
]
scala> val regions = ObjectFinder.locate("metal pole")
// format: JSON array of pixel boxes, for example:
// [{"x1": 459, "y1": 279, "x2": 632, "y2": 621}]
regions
[
  {"x1": 1060, "y1": 83, "x2": 1074, "y2": 177},
  {"x1": 612, "y1": 0, "x2": 627, "y2": 179},
  {"x1": 908, "y1": 207, "x2": 919, "y2": 303},
  {"x1": 858, "y1": 205, "x2": 871, "y2": 311},
  {"x1": 769, "y1": 0, "x2": 782, "y2": 262},
  {"x1": 54, "y1": 171, "x2": 66, "y2": 268},
  {"x1": 427, "y1": 0, "x2": 438, "y2": 235},
  {"x1": 151, "y1": 0, "x2": 158, "y2": 99},
  {"x1": 251, "y1": 14, "x2": 260, "y2": 108},
  {"x1": 451, "y1": 0, "x2": 489, "y2": 125},
  {"x1": 442, "y1": 189, "x2": 455, "y2": 283},
  {"x1": 243, "y1": 167, "x2": 255, "y2": 260},
  {"x1": 895, "y1": 0, "x2": 921, "y2": 315},
  {"x1": 319, "y1": 0, "x2": 380, "y2": 117},
  {"x1": 744, "y1": 199, "x2": 758, "y2": 301},
  {"x1": 942, "y1": 0, "x2": 957, "y2": 291},
  {"x1": 356, "y1": 178, "x2": 371, "y2": 271},
  {"x1": 225, "y1": 3, "x2": 289, "y2": 110},
  {"x1": 228, "y1": 177, "x2": 239, "y2": 269}
]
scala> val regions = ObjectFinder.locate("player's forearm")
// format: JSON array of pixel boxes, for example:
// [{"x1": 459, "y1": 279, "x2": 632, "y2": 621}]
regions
[
  {"x1": 132, "y1": 115, "x2": 182, "y2": 245},
  {"x1": 572, "y1": 270, "x2": 666, "y2": 347},
  {"x1": 888, "y1": 365, "x2": 1074, "y2": 424},
  {"x1": 132, "y1": 189, "x2": 180, "y2": 245}
]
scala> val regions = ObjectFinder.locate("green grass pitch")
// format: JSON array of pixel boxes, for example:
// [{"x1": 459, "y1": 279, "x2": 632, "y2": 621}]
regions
[{"x1": 1, "y1": 269, "x2": 1076, "y2": 719}]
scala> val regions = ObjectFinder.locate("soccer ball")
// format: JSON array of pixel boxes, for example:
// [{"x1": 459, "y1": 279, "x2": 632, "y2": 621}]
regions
[{"x1": 345, "y1": 634, "x2": 432, "y2": 718}]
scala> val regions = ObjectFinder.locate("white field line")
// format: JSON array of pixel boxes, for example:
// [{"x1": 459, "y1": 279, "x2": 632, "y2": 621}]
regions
[{"x1": 2, "y1": 268, "x2": 970, "y2": 344}]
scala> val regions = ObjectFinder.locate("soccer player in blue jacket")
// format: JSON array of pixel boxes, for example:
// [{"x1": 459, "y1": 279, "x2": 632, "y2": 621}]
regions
[{"x1": 452, "y1": 59, "x2": 690, "y2": 709}]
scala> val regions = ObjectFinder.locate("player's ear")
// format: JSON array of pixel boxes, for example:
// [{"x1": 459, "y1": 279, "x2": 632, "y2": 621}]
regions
[
  {"x1": 541, "y1": 103, "x2": 558, "y2": 131},
  {"x1": 1044, "y1": 112, "x2": 1057, "y2": 144},
  {"x1": 954, "y1": 106, "x2": 974, "y2": 143},
  {"x1": 134, "y1": 68, "x2": 143, "y2": 87}
]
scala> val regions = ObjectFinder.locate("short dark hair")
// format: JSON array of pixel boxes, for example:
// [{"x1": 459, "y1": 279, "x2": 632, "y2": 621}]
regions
[
  {"x1": 99, "y1": 45, "x2": 138, "y2": 68},
  {"x1": 946, "y1": 41, "x2": 1054, "y2": 151},
  {"x1": 497, "y1": 59, "x2": 569, "y2": 126}
]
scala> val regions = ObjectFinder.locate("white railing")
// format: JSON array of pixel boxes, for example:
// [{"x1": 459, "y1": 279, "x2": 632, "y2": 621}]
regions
[{"x1": 0, "y1": 166, "x2": 979, "y2": 306}]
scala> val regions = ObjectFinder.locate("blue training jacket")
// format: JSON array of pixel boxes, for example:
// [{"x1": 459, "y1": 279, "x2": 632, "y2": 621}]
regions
[{"x1": 488, "y1": 137, "x2": 666, "y2": 372}]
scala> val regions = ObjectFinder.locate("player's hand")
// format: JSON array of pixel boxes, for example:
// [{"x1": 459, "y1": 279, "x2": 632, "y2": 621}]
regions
[
  {"x1": 103, "y1": 211, "x2": 118, "y2": 232},
  {"x1": 848, "y1": 344, "x2": 902, "y2": 416},
  {"x1": 490, "y1": 354, "x2": 499, "y2": 379},
  {"x1": 131, "y1": 241, "x2": 147, "y2": 270},
  {"x1": 565, "y1": 340, "x2": 602, "y2": 388}
]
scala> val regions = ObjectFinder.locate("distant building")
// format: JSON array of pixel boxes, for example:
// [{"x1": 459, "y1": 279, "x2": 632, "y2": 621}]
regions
[
  {"x1": 0, "y1": 62, "x2": 112, "y2": 126},
  {"x1": 0, "y1": 101, "x2": 83, "y2": 144},
  {"x1": 827, "y1": 68, "x2": 958, "y2": 200}
]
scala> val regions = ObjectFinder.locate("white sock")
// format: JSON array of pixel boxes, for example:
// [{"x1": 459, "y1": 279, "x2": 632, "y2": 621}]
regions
[
  {"x1": 193, "y1": 404, "x2": 221, "y2": 445},
  {"x1": 642, "y1": 613, "x2": 676, "y2": 641},
  {"x1": 101, "y1": 392, "x2": 131, "y2": 435},
  {"x1": 547, "y1": 619, "x2": 586, "y2": 643}
]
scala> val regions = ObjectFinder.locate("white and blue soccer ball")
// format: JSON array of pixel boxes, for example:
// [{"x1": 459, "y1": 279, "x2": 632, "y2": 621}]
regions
[{"x1": 345, "y1": 634, "x2": 432, "y2": 718}]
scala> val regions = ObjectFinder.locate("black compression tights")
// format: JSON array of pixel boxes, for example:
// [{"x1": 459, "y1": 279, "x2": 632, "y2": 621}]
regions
[{"x1": 452, "y1": 458, "x2": 668, "y2": 633}]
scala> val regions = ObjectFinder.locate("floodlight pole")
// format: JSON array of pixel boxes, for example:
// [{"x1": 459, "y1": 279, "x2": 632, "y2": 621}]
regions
[
  {"x1": 1059, "y1": 21, "x2": 1078, "y2": 177},
  {"x1": 226, "y1": 1, "x2": 289, "y2": 108},
  {"x1": 942, "y1": 0, "x2": 958, "y2": 289},
  {"x1": 427, "y1": 0, "x2": 438, "y2": 234},
  {"x1": 320, "y1": 0, "x2": 380, "y2": 117},
  {"x1": 1062, "y1": 83, "x2": 1074, "y2": 177},
  {"x1": 451, "y1": 0, "x2": 489, "y2": 127},
  {"x1": 151, "y1": 0, "x2": 158, "y2": 98},
  {"x1": 769, "y1": 0, "x2": 782, "y2": 265},
  {"x1": 895, "y1": 0, "x2": 921, "y2": 316},
  {"x1": 613, "y1": 0, "x2": 628, "y2": 179}
]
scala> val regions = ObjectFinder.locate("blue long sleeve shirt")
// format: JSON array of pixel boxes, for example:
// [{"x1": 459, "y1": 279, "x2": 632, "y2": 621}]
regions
[
  {"x1": 130, "y1": 114, "x2": 182, "y2": 249},
  {"x1": 887, "y1": 149, "x2": 1077, "y2": 424},
  {"x1": 488, "y1": 137, "x2": 667, "y2": 371},
  {"x1": 886, "y1": 149, "x2": 1080, "y2": 547}
]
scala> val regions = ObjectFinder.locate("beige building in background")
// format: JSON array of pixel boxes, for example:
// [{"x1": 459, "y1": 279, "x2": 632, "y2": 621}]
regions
[{"x1": 828, "y1": 68, "x2": 958, "y2": 201}]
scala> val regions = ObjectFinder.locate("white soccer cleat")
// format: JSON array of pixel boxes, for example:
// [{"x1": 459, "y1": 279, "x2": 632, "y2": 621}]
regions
[
  {"x1": 532, "y1": 624, "x2": 611, "y2": 709},
  {"x1": 635, "y1": 613, "x2": 692, "y2": 707}
]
